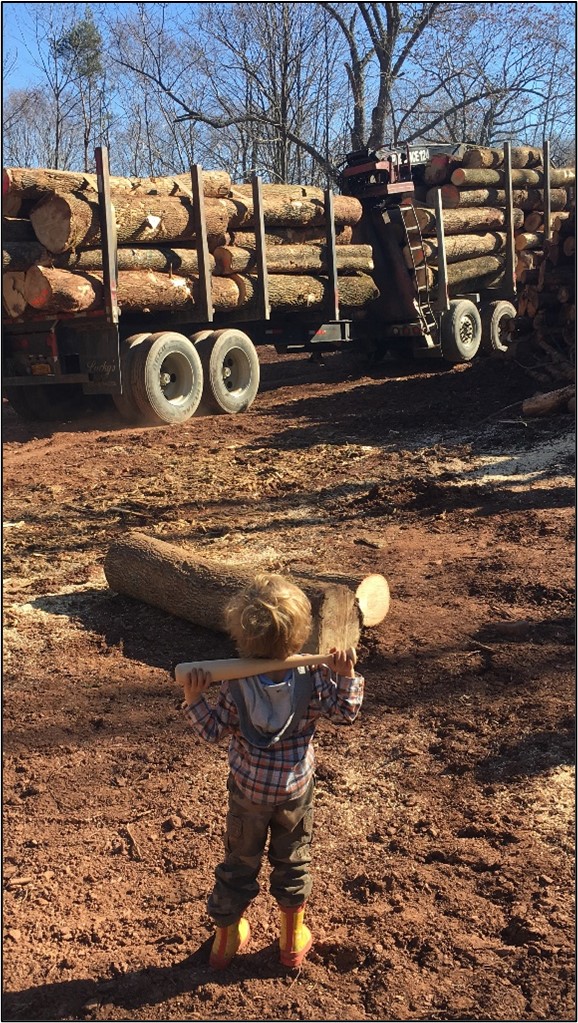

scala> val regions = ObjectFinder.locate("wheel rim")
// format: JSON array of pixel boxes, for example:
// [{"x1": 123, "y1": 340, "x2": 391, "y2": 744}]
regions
[
  {"x1": 458, "y1": 314, "x2": 479, "y2": 353},
  {"x1": 157, "y1": 351, "x2": 194, "y2": 405},
  {"x1": 219, "y1": 347, "x2": 252, "y2": 395}
]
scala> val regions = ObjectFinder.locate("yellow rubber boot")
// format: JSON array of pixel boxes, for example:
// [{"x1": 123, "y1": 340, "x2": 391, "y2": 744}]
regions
[
  {"x1": 279, "y1": 904, "x2": 313, "y2": 968},
  {"x1": 209, "y1": 917, "x2": 251, "y2": 969}
]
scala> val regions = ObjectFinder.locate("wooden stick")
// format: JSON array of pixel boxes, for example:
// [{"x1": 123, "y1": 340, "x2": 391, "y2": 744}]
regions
[{"x1": 175, "y1": 648, "x2": 356, "y2": 686}]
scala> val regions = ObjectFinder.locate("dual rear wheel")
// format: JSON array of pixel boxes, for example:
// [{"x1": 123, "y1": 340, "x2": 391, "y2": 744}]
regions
[
  {"x1": 113, "y1": 328, "x2": 260, "y2": 426},
  {"x1": 439, "y1": 298, "x2": 516, "y2": 363}
]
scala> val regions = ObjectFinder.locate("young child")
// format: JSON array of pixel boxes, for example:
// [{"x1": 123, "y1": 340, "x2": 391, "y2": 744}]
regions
[{"x1": 180, "y1": 572, "x2": 364, "y2": 970}]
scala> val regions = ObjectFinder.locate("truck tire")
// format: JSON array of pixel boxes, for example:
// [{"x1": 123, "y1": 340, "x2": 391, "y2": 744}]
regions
[
  {"x1": 4, "y1": 384, "x2": 85, "y2": 421},
  {"x1": 194, "y1": 328, "x2": 260, "y2": 415},
  {"x1": 113, "y1": 333, "x2": 151, "y2": 422},
  {"x1": 130, "y1": 331, "x2": 204, "y2": 425},
  {"x1": 480, "y1": 300, "x2": 517, "y2": 354},
  {"x1": 440, "y1": 299, "x2": 482, "y2": 363}
]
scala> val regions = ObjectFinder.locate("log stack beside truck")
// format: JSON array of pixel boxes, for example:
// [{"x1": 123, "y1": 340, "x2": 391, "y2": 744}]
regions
[{"x1": 2, "y1": 142, "x2": 574, "y2": 425}]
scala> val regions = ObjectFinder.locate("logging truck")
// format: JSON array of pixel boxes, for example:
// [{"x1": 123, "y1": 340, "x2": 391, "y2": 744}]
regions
[{"x1": 3, "y1": 141, "x2": 558, "y2": 425}]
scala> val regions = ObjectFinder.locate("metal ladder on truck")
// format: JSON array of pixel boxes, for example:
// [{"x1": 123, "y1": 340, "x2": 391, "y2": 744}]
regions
[{"x1": 393, "y1": 203, "x2": 440, "y2": 346}]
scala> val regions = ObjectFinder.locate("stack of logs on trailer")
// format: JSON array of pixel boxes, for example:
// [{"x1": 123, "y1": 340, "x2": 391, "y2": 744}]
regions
[
  {"x1": 2, "y1": 148, "x2": 574, "y2": 397},
  {"x1": 1, "y1": 168, "x2": 376, "y2": 321},
  {"x1": 401, "y1": 145, "x2": 575, "y2": 403},
  {"x1": 403, "y1": 144, "x2": 575, "y2": 296}
]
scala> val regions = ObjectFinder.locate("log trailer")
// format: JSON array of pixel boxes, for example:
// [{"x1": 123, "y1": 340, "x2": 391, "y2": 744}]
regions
[{"x1": 3, "y1": 142, "x2": 534, "y2": 425}]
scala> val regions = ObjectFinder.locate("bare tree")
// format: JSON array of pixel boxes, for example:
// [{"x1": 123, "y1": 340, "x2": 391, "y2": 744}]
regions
[
  {"x1": 321, "y1": 2, "x2": 576, "y2": 155},
  {"x1": 107, "y1": 2, "x2": 348, "y2": 183}
]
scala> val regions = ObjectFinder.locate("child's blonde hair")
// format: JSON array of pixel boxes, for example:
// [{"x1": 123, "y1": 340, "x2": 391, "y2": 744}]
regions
[{"x1": 224, "y1": 573, "x2": 312, "y2": 660}]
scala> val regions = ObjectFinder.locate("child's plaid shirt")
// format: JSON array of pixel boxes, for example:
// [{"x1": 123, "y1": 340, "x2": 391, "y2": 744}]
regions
[{"x1": 182, "y1": 665, "x2": 364, "y2": 806}]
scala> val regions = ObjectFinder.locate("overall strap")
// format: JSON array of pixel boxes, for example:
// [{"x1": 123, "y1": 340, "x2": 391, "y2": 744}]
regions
[{"x1": 229, "y1": 666, "x2": 314, "y2": 748}]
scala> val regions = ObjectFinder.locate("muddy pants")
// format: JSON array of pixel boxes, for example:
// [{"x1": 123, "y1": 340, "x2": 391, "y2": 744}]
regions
[{"x1": 207, "y1": 774, "x2": 315, "y2": 926}]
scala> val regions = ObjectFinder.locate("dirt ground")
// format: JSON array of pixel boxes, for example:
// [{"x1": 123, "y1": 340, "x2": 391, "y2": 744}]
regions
[{"x1": 2, "y1": 347, "x2": 576, "y2": 1022}]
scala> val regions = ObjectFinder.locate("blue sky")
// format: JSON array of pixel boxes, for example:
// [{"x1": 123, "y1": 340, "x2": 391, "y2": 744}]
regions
[
  {"x1": 3, "y1": 2, "x2": 112, "y2": 90},
  {"x1": 3, "y1": 2, "x2": 44, "y2": 90}
]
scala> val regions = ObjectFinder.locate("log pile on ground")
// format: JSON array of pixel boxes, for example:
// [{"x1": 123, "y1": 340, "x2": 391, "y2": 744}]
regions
[
  {"x1": 402, "y1": 146, "x2": 575, "y2": 297},
  {"x1": 513, "y1": 208, "x2": 575, "y2": 398},
  {"x1": 2, "y1": 168, "x2": 375, "y2": 321}
]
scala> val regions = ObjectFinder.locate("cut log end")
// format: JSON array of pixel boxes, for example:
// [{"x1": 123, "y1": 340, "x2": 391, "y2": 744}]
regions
[{"x1": 355, "y1": 574, "x2": 390, "y2": 626}]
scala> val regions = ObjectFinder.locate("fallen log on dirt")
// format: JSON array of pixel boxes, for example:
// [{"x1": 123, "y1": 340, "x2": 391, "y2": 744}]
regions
[
  {"x1": 521, "y1": 385, "x2": 575, "y2": 417},
  {"x1": 103, "y1": 531, "x2": 390, "y2": 654}
]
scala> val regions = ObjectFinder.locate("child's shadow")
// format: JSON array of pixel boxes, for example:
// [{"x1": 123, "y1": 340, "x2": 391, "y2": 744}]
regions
[{"x1": 2, "y1": 938, "x2": 287, "y2": 1021}]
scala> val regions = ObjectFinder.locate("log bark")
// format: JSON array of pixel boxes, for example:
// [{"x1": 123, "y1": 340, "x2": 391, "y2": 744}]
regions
[
  {"x1": 2, "y1": 271, "x2": 28, "y2": 317},
  {"x1": 3, "y1": 241, "x2": 49, "y2": 270},
  {"x1": 444, "y1": 255, "x2": 504, "y2": 285},
  {"x1": 451, "y1": 167, "x2": 575, "y2": 189},
  {"x1": 521, "y1": 386, "x2": 575, "y2": 417},
  {"x1": 2, "y1": 243, "x2": 216, "y2": 274},
  {"x1": 227, "y1": 185, "x2": 362, "y2": 229},
  {"x1": 516, "y1": 250, "x2": 543, "y2": 281},
  {"x1": 462, "y1": 146, "x2": 543, "y2": 170},
  {"x1": 423, "y1": 154, "x2": 461, "y2": 185},
  {"x1": 119, "y1": 273, "x2": 241, "y2": 314},
  {"x1": 29, "y1": 192, "x2": 233, "y2": 253},
  {"x1": 24, "y1": 266, "x2": 102, "y2": 314},
  {"x1": 213, "y1": 243, "x2": 374, "y2": 275},
  {"x1": 2, "y1": 217, "x2": 36, "y2": 242},
  {"x1": 2, "y1": 166, "x2": 232, "y2": 216},
  {"x1": 233, "y1": 272, "x2": 379, "y2": 312},
  {"x1": 103, "y1": 531, "x2": 368, "y2": 654},
  {"x1": 414, "y1": 263, "x2": 505, "y2": 292},
  {"x1": 412, "y1": 205, "x2": 524, "y2": 235},
  {"x1": 515, "y1": 232, "x2": 544, "y2": 252},
  {"x1": 523, "y1": 212, "x2": 543, "y2": 232},
  {"x1": 23, "y1": 266, "x2": 241, "y2": 315},
  {"x1": 552, "y1": 212, "x2": 572, "y2": 230},
  {"x1": 427, "y1": 185, "x2": 568, "y2": 211},
  {"x1": 8, "y1": 265, "x2": 379, "y2": 319},
  {"x1": 403, "y1": 231, "x2": 506, "y2": 267},
  {"x1": 448, "y1": 271, "x2": 504, "y2": 294},
  {"x1": 231, "y1": 226, "x2": 354, "y2": 247}
]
